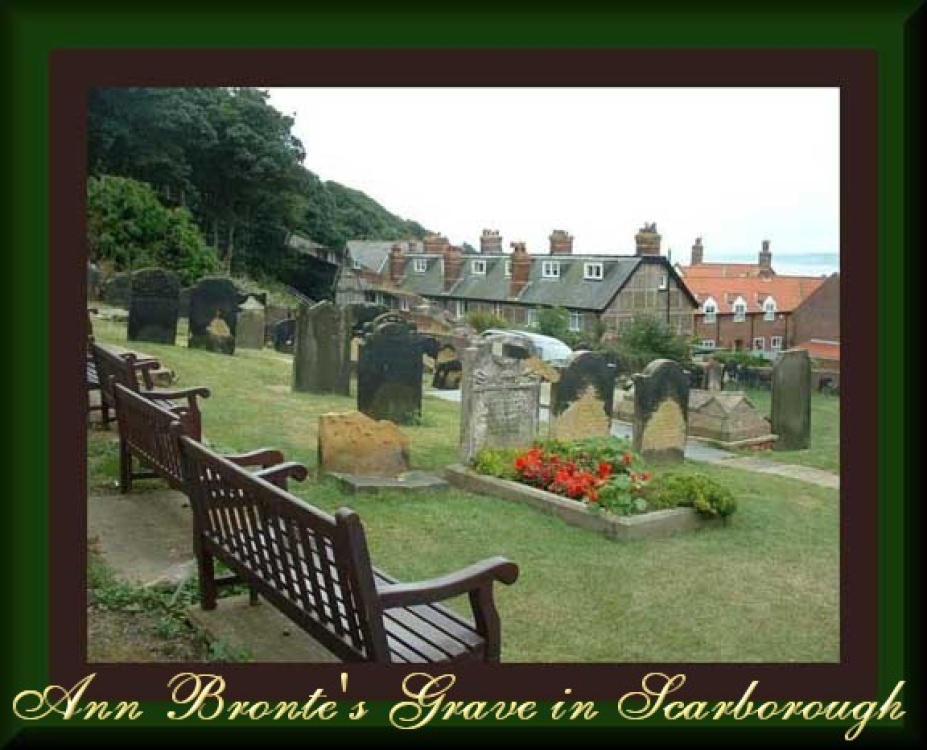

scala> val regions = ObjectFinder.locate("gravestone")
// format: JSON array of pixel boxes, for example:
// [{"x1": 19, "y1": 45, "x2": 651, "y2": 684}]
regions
[
  {"x1": 356, "y1": 313, "x2": 423, "y2": 425},
  {"x1": 187, "y1": 277, "x2": 241, "y2": 355},
  {"x1": 292, "y1": 301, "x2": 346, "y2": 394},
  {"x1": 102, "y1": 273, "x2": 132, "y2": 309},
  {"x1": 549, "y1": 351, "x2": 617, "y2": 441},
  {"x1": 459, "y1": 333, "x2": 542, "y2": 463},
  {"x1": 341, "y1": 303, "x2": 389, "y2": 396},
  {"x1": 704, "y1": 359, "x2": 724, "y2": 391},
  {"x1": 87, "y1": 262, "x2": 102, "y2": 301},
  {"x1": 235, "y1": 295, "x2": 266, "y2": 350},
  {"x1": 771, "y1": 348, "x2": 812, "y2": 450},
  {"x1": 432, "y1": 344, "x2": 463, "y2": 390},
  {"x1": 273, "y1": 318, "x2": 296, "y2": 353},
  {"x1": 127, "y1": 268, "x2": 180, "y2": 345},
  {"x1": 264, "y1": 305, "x2": 293, "y2": 346},
  {"x1": 632, "y1": 359, "x2": 689, "y2": 464},
  {"x1": 688, "y1": 390, "x2": 776, "y2": 448},
  {"x1": 318, "y1": 411, "x2": 410, "y2": 477}
]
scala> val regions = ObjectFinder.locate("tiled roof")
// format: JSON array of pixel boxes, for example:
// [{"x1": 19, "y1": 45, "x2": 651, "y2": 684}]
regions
[
  {"x1": 346, "y1": 240, "x2": 423, "y2": 274},
  {"x1": 396, "y1": 253, "x2": 695, "y2": 311},
  {"x1": 795, "y1": 339, "x2": 840, "y2": 361},
  {"x1": 686, "y1": 274, "x2": 825, "y2": 313},
  {"x1": 678, "y1": 263, "x2": 763, "y2": 279}
]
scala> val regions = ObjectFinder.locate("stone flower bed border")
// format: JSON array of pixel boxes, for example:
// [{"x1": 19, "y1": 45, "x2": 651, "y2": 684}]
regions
[{"x1": 444, "y1": 464, "x2": 723, "y2": 541}]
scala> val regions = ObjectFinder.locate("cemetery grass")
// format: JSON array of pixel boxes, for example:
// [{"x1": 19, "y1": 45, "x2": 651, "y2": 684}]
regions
[
  {"x1": 90, "y1": 319, "x2": 839, "y2": 662},
  {"x1": 732, "y1": 387, "x2": 840, "y2": 473}
]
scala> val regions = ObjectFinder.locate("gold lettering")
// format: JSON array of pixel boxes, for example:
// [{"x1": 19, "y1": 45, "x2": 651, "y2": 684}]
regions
[
  {"x1": 167, "y1": 673, "x2": 226, "y2": 720},
  {"x1": 617, "y1": 672, "x2": 686, "y2": 720}
]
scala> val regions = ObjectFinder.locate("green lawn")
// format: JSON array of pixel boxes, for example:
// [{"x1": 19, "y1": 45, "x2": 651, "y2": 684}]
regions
[
  {"x1": 728, "y1": 387, "x2": 840, "y2": 472},
  {"x1": 90, "y1": 317, "x2": 839, "y2": 663}
]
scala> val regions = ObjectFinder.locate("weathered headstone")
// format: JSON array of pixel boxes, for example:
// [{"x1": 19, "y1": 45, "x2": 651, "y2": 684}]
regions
[
  {"x1": 688, "y1": 390, "x2": 776, "y2": 448},
  {"x1": 273, "y1": 318, "x2": 296, "y2": 353},
  {"x1": 127, "y1": 268, "x2": 180, "y2": 345},
  {"x1": 771, "y1": 348, "x2": 812, "y2": 450},
  {"x1": 235, "y1": 295, "x2": 266, "y2": 350},
  {"x1": 704, "y1": 359, "x2": 724, "y2": 391},
  {"x1": 187, "y1": 277, "x2": 241, "y2": 355},
  {"x1": 102, "y1": 273, "x2": 132, "y2": 309},
  {"x1": 292, "y1": 301, "x2": 346, "y2": 394},
  {"x1": 318, "y1": 411, "x2": 410, "y2": 477},
  {"x1": 432, "y1": 344, "x2": 463, "y2": 390},
  {"x1": 459, "y1": 334, "x2": 542, "y2": 463},
  {"x1": 357, "y1": 313, "x2": 423, "y2": 425},
  {"x1": 549, "y1": 351, "x2": 617, "y2": 441},
  {"x1": 632, "y1": 359, "x2": 689, "y2": 464},
  {"x1": 87, "y1": 262, "x2": 102, "y2": 301},
  {"x1": 341, "y1": 303, "x2": 389, "y2": 396}
]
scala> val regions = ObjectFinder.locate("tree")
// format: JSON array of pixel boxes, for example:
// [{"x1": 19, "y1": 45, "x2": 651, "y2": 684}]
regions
[
  {"x1": 87, "y1": 175, "x2": 220, "y2": 284},
  {"x1": 536, "y1": 307, "x2": 581, "y2": 348},
  {"x1": 611, "y1": 313, "x2": 691, "y2": 374}
]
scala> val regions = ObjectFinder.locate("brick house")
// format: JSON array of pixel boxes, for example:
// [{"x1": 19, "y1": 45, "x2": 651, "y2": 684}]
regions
[
  {"x1": 676, "y1": 237, "x2": 828, "y2": 356},
  {"x1": 791, "y1": 271, "x2": 840, "y2": 377},
  {"x1": 377, "y1": 224, "x2": 697, "y2": 340}
]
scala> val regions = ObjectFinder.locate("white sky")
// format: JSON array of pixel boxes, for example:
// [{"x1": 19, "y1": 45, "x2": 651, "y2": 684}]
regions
[{"x1": 265, "y1": 87, "x2": 839, "y2": 266}]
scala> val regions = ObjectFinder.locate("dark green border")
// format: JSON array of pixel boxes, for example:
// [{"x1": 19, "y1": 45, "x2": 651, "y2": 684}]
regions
[{"x1": 2, "y1": 1, "x2": 916, "y2": 744}]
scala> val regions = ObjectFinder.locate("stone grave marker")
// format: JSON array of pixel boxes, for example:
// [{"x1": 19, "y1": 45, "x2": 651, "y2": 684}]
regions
[
  {"x1": 432, "y1": 344, "x2": 463, "y2": 390},
  {"x1": 704, "y1": 359, "x2": 724, "y2": 391},
  {"x1": 688, "y1": 390, "x2": 776, "y2": 448},
  {"x1": 771, "y1": 348, "x2": 812, "y2": 450},
  {"x1": 87, "y1": 261, "x2": 102, "y2": 301},
  {"x1": 235, "y1": 295, "x2": 266, "y2": 350},
  {"x1": 292, "y1": 301, "x2": 346, "y2": 394},
  {"x1": 459, "y1": 333, "x2": 542, "y2": 463},
  {"x1": 549, "y1": 351, "x2": 617, "y2": 441},
  {"x1": 356, "y1": 313, "x2": 423, "y2": 425},
  {"x1": 632, "y1": 359, "x2": 689, "y2": 463},
  {"x1": 273, "y1": 318, "x2": 296, "y2": 353},
  {"x1": 187, "y1": 277, "x2": 241, "y2": 355},
  {"x1": 341, "y1": 303, "x2": 389, "y2": 396},
  {"x1": 127, "y1": 268, "x2": 180, "y2": 345},
  {"x1": 102, "y1": 272, "x2": 132, "y2": 309},
  {"x1": 318, "y1": 411, "x2": 410, "y2": 477}
]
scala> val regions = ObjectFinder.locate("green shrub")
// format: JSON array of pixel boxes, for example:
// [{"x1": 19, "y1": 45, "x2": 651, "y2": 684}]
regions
[
  {"x1": 471, "y1": 447, "x2": 521, "y2": 480},
  {"x1": 466, "y1": 310, "x2": 508, "y2": 332},
  {"x1": 645, "y1": 473, "x2": 737, "y2": 518}
]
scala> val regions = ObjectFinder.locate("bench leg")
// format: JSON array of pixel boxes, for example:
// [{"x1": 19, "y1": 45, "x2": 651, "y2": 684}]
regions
[
  {"x1": 249, "y1": 587, "x2": 260, "y2": 606},
  {"x1": 198, "y1": 549, "x2": 218, "y2": 611},
  {"x1": 118, "y1": 439, "x2": 132, "y2": 494}
]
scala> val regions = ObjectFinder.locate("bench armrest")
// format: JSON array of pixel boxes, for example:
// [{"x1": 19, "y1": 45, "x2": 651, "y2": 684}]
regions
[
  {"x1": 377, "y1": 556, "x2": 518, "y2": 609},
  {"x1": 132, "y1": 358, "x2": 162, "y2": 389},
  {"x1": 253, "y1": 462, "x2": 309, "y2": 489},
  {"x1": 225, "y1": 448, "x2": 287, "y2": 468},
  {"x1": 141, "y1": 386, "x2": 211, "y2": 402}
]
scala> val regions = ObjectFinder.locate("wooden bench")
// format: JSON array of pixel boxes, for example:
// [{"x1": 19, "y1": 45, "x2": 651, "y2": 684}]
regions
[
  {"x1": 112, "y1": 382, "x2": 308, "y2": 494},
  {"x1": 92, "y1": 342, "x2": 209, "y2": 436},
  {"x1": 174, "y1": 431, "x2": 520, "y2": 664}
]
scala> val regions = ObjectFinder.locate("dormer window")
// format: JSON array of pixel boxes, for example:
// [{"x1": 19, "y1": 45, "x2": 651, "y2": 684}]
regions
[
  {"x1": 413, "y1": 258, "x2": 427, "y2": 273},
  {"x1": 352, "y1": 258, "x2": 362, "y2": 270},
  {"x1": 583, "y1": 262, "x2": 604, "y2": 281},
  {"x1": 732, "y1": 296, "x2": 747, "y2": 322},
  {"x1": 763, "y1": 296, "x2": 777, "y2": 321},
  {"x1": 542, "y1": 261, "x2": 560, "y2": 279},
  {"x1": 703, "y1": 297, "x2": 718, "y2": 324},
  {"x1": 504, "y1": 260, "x2": 512, "y2": 277},
  {"x1": 471, "y1": 259, "x2": 487, "y2": 275}
]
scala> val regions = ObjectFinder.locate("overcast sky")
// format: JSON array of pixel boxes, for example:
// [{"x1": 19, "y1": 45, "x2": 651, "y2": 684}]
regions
[{"x1": 266, "y1": 87, "x2": 839, "y2": 269}]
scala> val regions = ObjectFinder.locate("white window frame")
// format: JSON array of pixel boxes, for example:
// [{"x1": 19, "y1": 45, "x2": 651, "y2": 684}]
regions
[
  {"x1": 525, "y1": 308, "x2": 538, "y2": 327},
  {"x1": 455, "y1": 300, "x2": 467, "y2": 318},
  {"x1": 352, "y1": 259, "x2": 362, "y2": 270},
  {"x1": 763, "y1": 297, "x2": 777, "y2": 321},
  {"x1": 399, "y1": 297, "x2": 410, "y2": 312},
  {"x1": 413, "y1": 258, "x2": 427, "y2": 273},
  {"x1": 541, "y1": 261, "x2": 561, "y2": 279},
  {"x1": 700, "y1": 339, "x2": 716, "y2": 349},
  {"x1": 568, "y1": 311, "x2": 583, "y2": 332},
  {"x1": 504, "y1": 260, "x2": 512, "y2": 277},
  {"x1": 771, "y1": 335, "x2": 783, "y2": 350},
  {"x1": 471, "y1": 259, "x2": 487, "y2": 275},
  {"x1": 583, "y1": 262, "x2": 603, "y2": 281},
  {"x1": 493, "y1": 302, "x2": 503, "y2": 316},
  {"x1": 658, "y1": 273, "x2": 668, "y2": 291},
  {"x1": 702, "y1": 297, "x2": 718, "y2": 324},
  {"x1": 753, "y1": 337, "x2": 765, "y2": 351},
  {"x1": 732, "y1": 296, "x2": 747, "y2": 323}
]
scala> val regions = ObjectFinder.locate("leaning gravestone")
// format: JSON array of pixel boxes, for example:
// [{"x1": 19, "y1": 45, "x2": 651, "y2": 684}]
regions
[
  {"x1": 459, "y1": 334, "x2": 542, "y2": 463},
  {"x1": 341, "y1": 303, "x2": 389, "y2": 396},
  {"x1": 356, "y1": 313, "x2": 423, "y2": 425},
  {"x1": 549, "y1": 351, "x2": 617, "y2": 441},
  {"x1": 127, "y1": 268, "x2": 181, "y2": 345},
  {"x1": 770, "y1": 348, "x2": 812, "y2": 450},
  {"x1": 187, "y1": 277, "x2": 241, "y2": 355},
  {"x1": 235, "y1": 295, "x2": 266, "y2": 350},
  {"x1": 273, "y1": 318, "x2": 296, "y2": 353},
  {"x1": 292, "y1": 301, "x2": 346, "y2": 394},
  {"x1": 632, "y1": 359, "x2": 689, "y2": 464}
]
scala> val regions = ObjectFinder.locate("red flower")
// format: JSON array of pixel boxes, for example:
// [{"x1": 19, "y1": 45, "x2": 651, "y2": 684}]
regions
[
  {"x1": 641, "y1": 471, "x2": 651, "y2": 482},
  {"x1": 622, "y1": 451, "x2": 633, "y2": 466}
]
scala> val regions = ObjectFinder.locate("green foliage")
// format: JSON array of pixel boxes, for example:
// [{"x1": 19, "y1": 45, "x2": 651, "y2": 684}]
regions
[
  {"x1": 712, "y1": 351, "x2": 770, "y2": 368},
  {"x1": 466, "y1": 310, "x2": 508, "y2": 333},
  {"x1": 645, "y1": 472, "x2": 738, "y2": 519},
  {"x1": 535, "y1": 306, "x2": 581, "y2": 348},
  {"x1": 610, "y1": 313, "x2": 691, "y2": 374},
  {"x1": 471, "y1": 447, "x2": 521, "y2": 480},
  {"x1": 87, "y1": 175, "x2": 220, "y2": 284}
]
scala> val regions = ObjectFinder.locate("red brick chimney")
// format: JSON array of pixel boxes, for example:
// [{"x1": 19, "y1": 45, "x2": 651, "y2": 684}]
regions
[
  {"x1": 442, "y1": 245, "x2": 464, "y2": 292},
  {"x1": 388, "y1": 244, "x2": 406, "y2": 284},
  {"x1": 549, "y1": 229, "x2": 573, "y2": 255},
  {"x1": 509, "y1": 241, "x2": 531, "y2": 298},
  {"x1": 423, "y1": 233, "x2": 449, "y2": 255},
  {"x1": 758, "y1": 239, "x2": 773, "y2": 276},
  {"x1": 480, "y1": 229, "x2": 503, "y2": 254},
  {"x1": 635, "y1": 222, "x2": 662, "y2": 256},
  {"x1": 691, "y1": 237, "x2": 704, "y2": 265}
]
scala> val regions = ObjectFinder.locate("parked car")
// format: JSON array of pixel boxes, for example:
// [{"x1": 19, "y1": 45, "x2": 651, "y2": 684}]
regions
[{"x1": 479, "y1": 329, "x2": 574, "y2": 367}]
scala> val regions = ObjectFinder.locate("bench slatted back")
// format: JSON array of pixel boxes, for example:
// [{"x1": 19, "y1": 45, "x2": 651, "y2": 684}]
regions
[
  {"x1": 113, "y1": 383, "x2": 186, "y2": 490},
  {"x1": 92, "y1": 344, "x2": 147, "y2": 406},
  {"x1": 175, "y1": 433, "x2": 390, "y2": 662}
]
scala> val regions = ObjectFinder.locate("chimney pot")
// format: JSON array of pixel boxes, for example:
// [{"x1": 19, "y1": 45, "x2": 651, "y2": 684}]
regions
[
  {"x1": 549, "y1": 229, "x2": 574, "y2": 255},
  {"x1": 635, "y1": 222, "x2": 662, "y2": 257}
]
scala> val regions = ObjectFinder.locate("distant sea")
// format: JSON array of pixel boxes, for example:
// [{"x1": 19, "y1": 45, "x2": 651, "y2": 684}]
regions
[{"x1": 678, "y1": 252, "x2": 839, "y2": 277}]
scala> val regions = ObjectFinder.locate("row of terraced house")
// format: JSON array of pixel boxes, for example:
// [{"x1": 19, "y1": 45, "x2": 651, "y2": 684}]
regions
[{"x1": 334, "y1": 223, "x2": 840, "y2": 371}]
